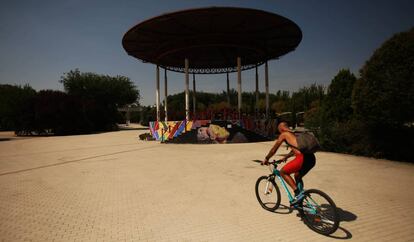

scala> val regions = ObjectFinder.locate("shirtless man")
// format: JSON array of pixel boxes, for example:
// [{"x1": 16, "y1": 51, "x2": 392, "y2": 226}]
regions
[{"x1": 262, "y1": 122, "x2": 316, "y2": 204}]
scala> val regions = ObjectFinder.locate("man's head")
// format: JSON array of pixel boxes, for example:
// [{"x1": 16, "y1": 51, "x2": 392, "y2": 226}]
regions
[{"x1": 277, "y1": 121, "x2": 290, "y2": 133}]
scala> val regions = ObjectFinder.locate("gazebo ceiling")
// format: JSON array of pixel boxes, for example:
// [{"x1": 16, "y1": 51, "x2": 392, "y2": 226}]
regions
[{"x1": 122, "y1": 7, "x2": 302, "y2": 74}]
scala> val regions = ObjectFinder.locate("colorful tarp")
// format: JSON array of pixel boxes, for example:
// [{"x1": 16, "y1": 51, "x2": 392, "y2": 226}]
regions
[{"x1": 149, "y1": 119, "x2": 277, "y2": 142}]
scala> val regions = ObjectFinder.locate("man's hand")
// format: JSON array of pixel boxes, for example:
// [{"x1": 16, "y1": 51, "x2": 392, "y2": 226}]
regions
[{"x1": 261, "y1": 158, "x2": 269, "y2": 166}]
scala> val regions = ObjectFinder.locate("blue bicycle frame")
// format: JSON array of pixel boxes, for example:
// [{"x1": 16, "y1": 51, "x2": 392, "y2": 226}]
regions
[
  {"x1": 271, "y1": 165, "x2": 317, "y2": 215},
  {"x1": 272, "y1": 169, "x2": 302, "y2": 203}
]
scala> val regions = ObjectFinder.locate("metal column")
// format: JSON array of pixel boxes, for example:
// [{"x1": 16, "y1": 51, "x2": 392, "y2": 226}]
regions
[
  {"x1": 156, "y1": 65, "x2": 160, "y2": 121},
  {"x1": 265, "y1": 61, "x2": 269, "y2": 119},
  {"x1": 192, "y1": 74, "x2": 196, "y2": 120},
  {"x1": 226, "y1": 72, "x2": 230, "y2": 105},
  {"x1": 185, "y1": 58, "x2": 190, "y2": 121},
  {"x1": 255, "y1": 65, "x2": 259, "y2": 116},
  {"x1": 164, "y1": 69, "x2": 168, "y2": 122},
  {"x1": 237, "y1": 57, "x2": 242, "y2": 120}
]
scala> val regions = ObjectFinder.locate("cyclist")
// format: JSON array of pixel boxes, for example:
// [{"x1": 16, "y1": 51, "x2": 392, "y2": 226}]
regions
[{"x1": 262, "y1": 121, "x2": 316, "y2": 205}]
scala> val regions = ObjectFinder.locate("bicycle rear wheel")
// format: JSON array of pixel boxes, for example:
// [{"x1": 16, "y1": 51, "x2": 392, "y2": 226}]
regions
[
  {"x1": 299, "y1": 189, "x2": 340, "y2": 235},
  {"x1": 255, "y1": 176, "x2": 281, "y2": 211}
]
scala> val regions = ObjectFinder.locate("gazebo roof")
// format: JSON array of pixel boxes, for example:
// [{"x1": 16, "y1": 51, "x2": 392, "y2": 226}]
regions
[{"x1": 122, "y1": 7, "x2": 302, "y2": 74}]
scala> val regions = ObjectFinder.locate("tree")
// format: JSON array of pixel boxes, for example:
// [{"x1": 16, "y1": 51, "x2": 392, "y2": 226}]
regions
[
  {"x1": 289, "y1": 84, "x2": 325, "y2": 126},
  {"x1": 323, "y1": 69, "x2": 357, "y2": 122},
  {"x1": 351, "y1": 28, "x2": 414, "y2": 161},
  {"x1": 271, "y1": 100, "x2": 288, "y2": 113},
  {"x1": 60, "y1": 69, "x2": 140, "y2": 131},
  {"x1": 303, "y1": 70, "x2": 356, "y2": 152},
  {"x1": 60, "y1": 69, "x2": 140, "y2": 107},
  {"x1": 289, "y1": 84, "x2": 325, "y2": 113},
  {"x1": 352, "y1": 28, "x2": 414, "y2": 127}
]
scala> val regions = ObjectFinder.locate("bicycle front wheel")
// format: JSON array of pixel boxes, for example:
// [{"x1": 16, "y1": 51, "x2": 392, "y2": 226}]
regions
[
  {"x1": 255, "y1": 176, "x2": 281, "y2": 211},
  {"x1": 299, "y1": 189, "x2": 340, "y2": 235}
]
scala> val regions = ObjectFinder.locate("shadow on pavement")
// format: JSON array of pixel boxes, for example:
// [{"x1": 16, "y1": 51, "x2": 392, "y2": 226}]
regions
[
  {"x1": 258, "y1": 206, "x2": 355, "y2": 238},
  {"x1": 0, "y1": 146, "x2": 157, "y2": 176},
  {"x1": 270, "y1": 204, "x2": 293, "y2": 214},
  {"x1": 323, "y1": 206, "x2": 356, "y2": 239},
  {"x1": 327, "y1": 226, "x2": 353, "y2": 239},
  {"x1": 293, "y1": 207, "x2": 354, "y2": 239},
  {"x1": 337, "y1": 207, "x2": 357, "y2": 222},
  {"x1": 262, "y1": 203, "x2": 355, "y2": 239}
]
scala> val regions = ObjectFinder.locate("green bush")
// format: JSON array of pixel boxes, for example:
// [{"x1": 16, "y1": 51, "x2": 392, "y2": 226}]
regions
[{"x1": 0, "y1": 84, "x2": 36, "y2": 132}]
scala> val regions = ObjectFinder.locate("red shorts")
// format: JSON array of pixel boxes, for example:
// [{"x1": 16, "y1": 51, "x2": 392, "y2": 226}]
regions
[{"x1": 282, "y1": 153, "x2": 304, "y2": 175}]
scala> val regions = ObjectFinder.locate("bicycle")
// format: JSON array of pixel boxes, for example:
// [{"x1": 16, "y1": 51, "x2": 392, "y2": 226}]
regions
[{"x1": 255, "y1": 159, "x2": 340, "y2": 235}]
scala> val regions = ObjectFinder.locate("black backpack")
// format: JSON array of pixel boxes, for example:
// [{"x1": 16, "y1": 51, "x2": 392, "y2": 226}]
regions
[{"x1": 294, "y1": 131, "x2": 321, "y2": 154}]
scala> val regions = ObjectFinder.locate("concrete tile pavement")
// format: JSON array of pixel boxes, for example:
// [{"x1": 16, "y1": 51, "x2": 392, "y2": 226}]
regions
[{"x1": 0, "y1": 130, "x2": 413, "y2": 241}]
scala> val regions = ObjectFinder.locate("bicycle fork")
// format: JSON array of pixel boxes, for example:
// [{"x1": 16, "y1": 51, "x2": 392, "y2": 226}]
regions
[{"x1": 264, "y1": 176, "x2": 274, "y2": 195}]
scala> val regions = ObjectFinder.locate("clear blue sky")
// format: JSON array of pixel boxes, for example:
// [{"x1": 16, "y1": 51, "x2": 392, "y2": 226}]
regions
[{"x1": 1, "y1": 0, "x2": 413, "y2": 106}]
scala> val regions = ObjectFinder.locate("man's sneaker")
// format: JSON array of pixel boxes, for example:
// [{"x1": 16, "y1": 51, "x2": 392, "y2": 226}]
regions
[{"x1": 290, "y1": 192, "x2": 305, "y2": 207}]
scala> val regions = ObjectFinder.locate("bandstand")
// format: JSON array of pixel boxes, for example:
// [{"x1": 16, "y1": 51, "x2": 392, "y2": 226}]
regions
[{"x1": 122, "y1": 7, "x2": 302, "y2": 143}]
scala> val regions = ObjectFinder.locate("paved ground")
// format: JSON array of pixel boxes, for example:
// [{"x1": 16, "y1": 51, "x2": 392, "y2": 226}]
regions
[{"x1": 0, "y1": 128, "x2": 413, "y2": 241}]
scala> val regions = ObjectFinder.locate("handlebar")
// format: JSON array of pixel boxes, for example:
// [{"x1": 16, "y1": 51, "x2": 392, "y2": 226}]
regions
[
  {"x1": 261, "y1": 159, "x2": 286, "y2": 166},
  {"x1": 273, "y1": 159, "x2": 285, "y2": 164},
  {"x1": 259, "y1": 159, "x2": 286, "y2": 173}
]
